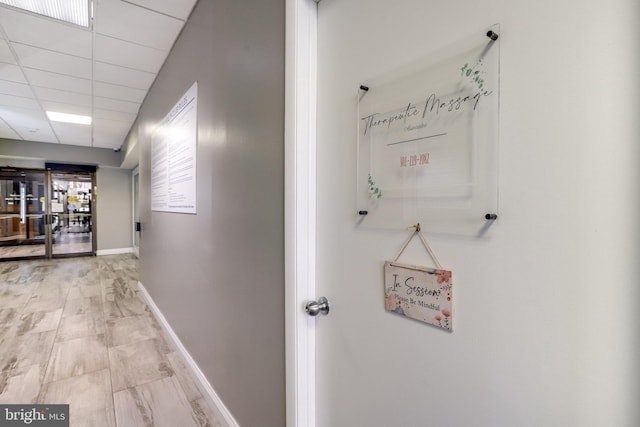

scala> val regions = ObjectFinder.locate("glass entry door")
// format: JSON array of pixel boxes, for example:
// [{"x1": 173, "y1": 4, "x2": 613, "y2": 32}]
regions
[
  {"x1": 0, "y1": 168, "x2": 96, "y2": 260},
  {"x1": 50, "y1": 172, "x2": 95, "y2": 257},
  {"x1": 0, "y1": 170, "x2": 47, "y2": 260}
]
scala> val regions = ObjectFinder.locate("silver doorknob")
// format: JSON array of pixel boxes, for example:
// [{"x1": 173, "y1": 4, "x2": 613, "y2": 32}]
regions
[{"x1": 305, "y1": 296, "x2": 330, "y2": 316}]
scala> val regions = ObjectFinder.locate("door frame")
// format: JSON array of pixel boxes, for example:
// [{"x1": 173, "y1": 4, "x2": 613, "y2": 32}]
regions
[
  {"x1": 284, "y1": 0, "x2": 318, "y2": 426},
  {"x1": 132, "y1": 166, "x2": 140, "y2": 258},
  {"x1": 48, "y1": 169, "x2": 97, "y2": 258}
]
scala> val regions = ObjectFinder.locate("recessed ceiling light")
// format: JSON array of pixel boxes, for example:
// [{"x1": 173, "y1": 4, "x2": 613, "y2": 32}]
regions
[
  {"x1": 0, "y1": 0, "x2": 91, "y2": 28},
  {"x1": 46, "y1": 111, "x2": 92, "y2": 125}
]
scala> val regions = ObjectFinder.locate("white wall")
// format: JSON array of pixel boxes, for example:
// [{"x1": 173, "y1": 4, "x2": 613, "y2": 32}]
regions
[{"x1": 315, "y1": 0, "x2": 639, "y2": 426}]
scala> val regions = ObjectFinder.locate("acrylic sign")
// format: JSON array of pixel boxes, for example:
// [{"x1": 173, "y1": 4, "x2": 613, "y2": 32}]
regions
[
  {"x1": 384, "y1": 261, "x2": 453, "y2": 331},
  {"x1": 357, "y1": 25, "x2": 500, "y2": 235}
]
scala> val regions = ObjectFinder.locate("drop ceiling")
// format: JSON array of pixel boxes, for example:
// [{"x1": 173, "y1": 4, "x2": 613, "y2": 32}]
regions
[{"x1": 0, "y1": 0, "x2": 197, "y2": 150}]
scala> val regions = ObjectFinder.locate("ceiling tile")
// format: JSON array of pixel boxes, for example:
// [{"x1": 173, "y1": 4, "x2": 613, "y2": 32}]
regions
[
  {"x1": 93, "y1": 121, "x2": 132, "y2": 149},
  {"x1": 13, "y1": 43, "x2": 91, "y2": 79},
  {"x1": 33, "y1": 86, "x2": 91, "y2": 107},
  {"x1": 94, "y1": 62, "x2": 155, "y2": 90},
  {"x1": 92, "y1": 138, "x2": 120, "y2": 149},
  {"x1": 94, "y1": 34, "x2": 167, "y2": 74},
  {"x1": 0, "y1": 63, "x2": 27, "y2": 84},
  {"x1": 94, "y1": 96, "x2": 140, "y2": 114},
  {"x1": 122, "y1": 0, "x2": 196, "y2": 20},
  {"x1": 0, "y1": 7, "x2": 92, "y2": 58},
  {"x1": 94, "y1": 81, "x2": 146, "y2": 104},
  {"x1": 0, "y1": 93, "x2": 39, "y2": 109},
  {"x1": 94, "y1": 117, "x2": 133, "y2": 133},
  {"x1": 50, "y1": 122, "x2": 92, "y2": 146},
  {"x1": 24, "y1": 69, "x2": 91, "y2": 94},
  {"x1": 93, "y1": 108, "x2": 136, "y2": 123},
  {"x1": 94, "y1": 0, "x2": 184, "y2": 51},
  {"x1": 0, "y1": 39, "x2": 16, "y2": 64},
  {"x1": 0, "y1": 106, "x2": 57, "y2": 143},
  {"x1": 0, "y1": 118, "x2": 21, "y2": 139},
  {"x1": 0, "y1": 80, "x2": 33, "y2": 98}
]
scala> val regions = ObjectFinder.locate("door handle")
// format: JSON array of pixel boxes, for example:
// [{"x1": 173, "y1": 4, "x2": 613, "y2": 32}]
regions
[{"x1": 305, "y1": 297, "x2": 330, "y2": 317}]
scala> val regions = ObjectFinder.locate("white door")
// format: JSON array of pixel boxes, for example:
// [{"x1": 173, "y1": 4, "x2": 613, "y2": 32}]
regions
[
  {"x1": 286, "y1": 1, "x2": 464, "y2": 426},
  {"x1": 312, "y1": 2, "x2": 457, "y2": 425},
  {"x1": 287, "y1": 0, "x2": 496, "y2": 426},
  {"x1": 286, "y1": 0, "x2": 464, "y2": 425}
]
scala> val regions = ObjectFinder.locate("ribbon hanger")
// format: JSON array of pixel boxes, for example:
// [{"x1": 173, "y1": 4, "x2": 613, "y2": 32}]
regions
[{"x1": 392, "y1": 223, "x2": 444, "y2": 270}]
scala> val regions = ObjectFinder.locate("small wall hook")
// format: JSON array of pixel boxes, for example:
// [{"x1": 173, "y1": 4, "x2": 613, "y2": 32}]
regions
[
  {"x1": 407, "y1": 223, "x2": 421, "y2": 232},
  {"x1": 485, "y1": 213, "x2": 498, "y2": 220},
  {"x1": 358, "y1": 210, "x2": 368, "y2": 215},
  {"x1": 486, "y1": 30, "x2": 499, "y2": 41},
  {"x1": 359, "y1": 85, "x2": 369, "y2": 92}
]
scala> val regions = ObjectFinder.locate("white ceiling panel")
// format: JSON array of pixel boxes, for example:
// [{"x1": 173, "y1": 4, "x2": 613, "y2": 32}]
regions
[
  {"x1": 94, "y1": 34, "x2": 167, "y2": 74},
  {"x1": 24, "y1": 69, "x2": 91, "y2": 94},
  {"x1": 94, "y1": 81, "x2": 146, "y2": 104},
  {"x1": 93, "y1": 108, "x2": 136, "y2": 123},
  {"x1": 94, "y1": 61, "x2": 155, "y2": 90},
  {"x1": 0, "y1": 118, "x2": 20, "y2": 139},
  {"x1": 122, "y1": 0, "x2": 196, "y2": 20},
  {"x1": 13, "y1": 43, "x2": 92, "y2": 79},
  {"x1": 0, "y1": 7, "x2": 91, "y2": 58},
  {"x1": 0, "y1": 93, "x2": 38, "y2": 109},
  {"x1": 0, "y1": 39, "x2": 16, "y2": 64},
  {"x1": 94, "y1": 0, "x2": 184, "y2": 51},
  {"x1": 0, "y1": 62, "x2": 27, "y2": 83},
  {"x1": 94, "y1": 117, "x2": 133, "y2": 133},
  {"x1": 93, "y1": 127, "x2": 130, "y2": 149},
  {"x1": 50, "y1": 122, "x2": 91, "y2": 146},
  {"x1": 0, "y1": 106, "x2": 57, "y2": 143},
  {"x1": 94, "y1": 96, "x2": 140, "y2": 114},
  {"x1": 0, "y1": 80, "x2": 32, "y2": 98},
  {"x1": 33, "y1": 86, "x2": 91, "y2": 107}
]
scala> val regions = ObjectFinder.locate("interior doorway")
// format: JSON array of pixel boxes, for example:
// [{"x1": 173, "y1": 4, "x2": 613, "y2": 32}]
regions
[{"x1": 0, "y1": 167, "x2": 96, "y2": 261}]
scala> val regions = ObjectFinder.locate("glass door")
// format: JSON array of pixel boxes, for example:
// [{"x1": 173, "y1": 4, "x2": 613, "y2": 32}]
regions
[
  {"x1": 50, "y1": 172, "x2": 95, "y2": 257},
  {"x1": 0, "y1": 170, "x2": 47, "y2": 260}
]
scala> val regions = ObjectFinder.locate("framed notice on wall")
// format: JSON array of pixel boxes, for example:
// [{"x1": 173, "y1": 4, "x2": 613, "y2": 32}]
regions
[
  {"x1": 151, "y1": 82, "x2": 198, "y2": 214},
  {"x1": 357, "y1": 26, "x2": 500, "y2": 235}
]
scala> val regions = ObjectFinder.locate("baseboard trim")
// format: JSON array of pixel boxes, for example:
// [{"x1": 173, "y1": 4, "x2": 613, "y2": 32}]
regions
[
  {"x1": 96, "y1": 247, "x2": 133, "y2": 256},
  {"x1": 137, "y1": 281, "x2": 240, "y2": 427}
]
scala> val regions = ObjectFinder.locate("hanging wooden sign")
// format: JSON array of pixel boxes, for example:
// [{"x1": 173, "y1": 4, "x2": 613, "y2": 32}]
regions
[
  {"x1": 384, "y1": 261, "x2": 453, "y2": 331},
  {"x1": 384, "y1": 225, "x2": 453, "y2": 331}
]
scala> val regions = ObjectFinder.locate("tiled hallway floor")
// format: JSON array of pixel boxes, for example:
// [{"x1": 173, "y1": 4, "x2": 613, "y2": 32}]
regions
[{"x1": 0, "y1": 255, "x2": 220, "y2": 427}]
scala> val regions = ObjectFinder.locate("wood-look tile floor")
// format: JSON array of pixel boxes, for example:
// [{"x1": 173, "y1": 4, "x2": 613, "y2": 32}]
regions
[{"x1": 0, "y1": 255, "x2": 221, "y2": 427}]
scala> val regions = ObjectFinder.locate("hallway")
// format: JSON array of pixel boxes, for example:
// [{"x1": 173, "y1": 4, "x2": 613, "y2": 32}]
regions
[{"x1": 0, "y1": 255, "x2": 219, "y2": 427}]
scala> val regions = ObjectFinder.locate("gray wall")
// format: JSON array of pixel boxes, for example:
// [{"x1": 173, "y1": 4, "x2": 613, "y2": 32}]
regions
[
  {"x1": 130, "y1": 0, "x2": 285, "y2": 426},
  {"x1": 96, "y1": 167, "x2": 132, "y2": 251}
]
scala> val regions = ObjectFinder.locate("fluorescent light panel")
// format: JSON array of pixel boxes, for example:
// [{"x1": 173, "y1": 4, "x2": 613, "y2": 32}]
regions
[
  {"x1": 46, "y1": 111, "x2": 92, "y2": 125},
  {"x1": 0, "y1": 0, "x2": 90, "y2": 27}
]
